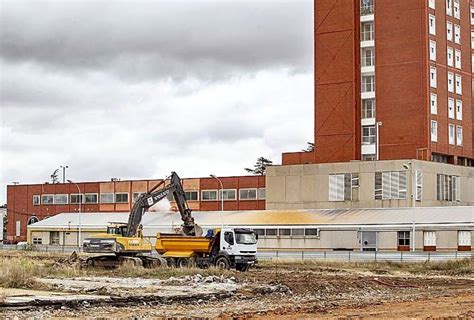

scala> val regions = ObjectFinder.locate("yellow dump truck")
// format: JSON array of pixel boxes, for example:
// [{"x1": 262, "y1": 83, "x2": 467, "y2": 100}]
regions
[{"x1": 156, "y1": 227, "x2": 258, "y2": 271}]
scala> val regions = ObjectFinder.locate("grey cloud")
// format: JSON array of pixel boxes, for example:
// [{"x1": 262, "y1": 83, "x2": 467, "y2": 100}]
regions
[{"x1": 1, "y1": 0, "x2": 313, "y2": 81}]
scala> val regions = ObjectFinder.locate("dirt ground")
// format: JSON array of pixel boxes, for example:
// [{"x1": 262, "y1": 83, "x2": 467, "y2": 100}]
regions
[{"x1": 1, "y1": 252, "x2": 473, "y2": 319}]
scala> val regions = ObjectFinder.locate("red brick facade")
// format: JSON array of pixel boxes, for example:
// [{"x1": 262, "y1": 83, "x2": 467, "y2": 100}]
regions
[
  {"x1": 283, "y1": 0, "x2": 473, "y2": 165},
  {"x1": 6, "y1": 175, "x2": 265, "y2": 242}
]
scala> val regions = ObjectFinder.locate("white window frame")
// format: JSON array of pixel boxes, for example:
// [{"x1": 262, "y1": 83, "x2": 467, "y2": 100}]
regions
[
  {"x1": 448, "y1": 72, "x2": 454, "y2": 92},
  {"x1": 239, "y1": 188, "x2": 258, "y2": 201},
  {"x1": 415, "y1": 170, "x2": 423, "y2": 201},
  {"x1": 431, "y1": 120, "x2": 438, "y2": 142},
  {"x1": 430, "y1": 93, "x2": 437, "y2": 114},
  {"x1": 41, "y1": 194, "x2": 54, "y2": 205},
  {"x1": 362, "y1": 125, "x2": 376, "y2": 145},
  {"x1": 375, "y1": 171, "x2": 407, "y2": 200},
  {"x1": 361, "y1": 21, "x2": 374, "y2": 41},
  {"x1": 33, "y1": 195, "x2": 40, "y2": 206},
  {"x1": 361, "y1": 99, "x2": 376, "y2": 119},
  {"x1": 429, "y1": 0, "x2": 435, "y2": 10},
  {"x1": 455, "y1": 100, "x2": 462, "y2": 120},
  {"x1": 54, "y1": 194, "x2": 68, "y2": 205},
  {"x1": 458, "y1": 231, "x2": 472, "y2": 246},
  {"x1": 448, "y1": 97, "x2": 455, "y2": 119},
  {"x1": 447, "y1": 21, "x2": 453, "y2": 41},
  {"x1": 453, "y1": 0, "x2": 460, "y2": 19},
  {"x1": 361, "y1": 47, "x2": 375, "y2": 67},
  {"x1": 258, "y1": 188, "x2": 266, "y2": 200},
  {"x1": 84, "y1": 193, "x2": 98, "y2": 204},
  {"x1": 16, "y1": 221, "x2": 21, "y2": 237},
  {"x1": 446, "y1": 0, "x2": 452, "y2": 16},
  {"x1": 201, "y1": 190, "x2": 218, "y2": 201},
  {"x1": 184, "y1": 190, "x2": 199, "y2": 201},
  {"x1": 447, "y1": 47, "x2": 454, "y2": 66},
  {"x1": 70, "y1": 193, "x2": 84, "y2": 204},
  {"x1": 219, "y1": 189, "x2": 237, "y2": 201},
  {"x1": 115, "y1": 192, "x2": 129, "y2": 203},
  {"x1": 100, "y1": 193, "x2": 114, "y2": 204},
  {"x1": 429, "y1": 14, "x2": 436, "y2": 35},
  {"x1": 471, "y1": 7, "x2": 474, "y2": 25},
  {"x1": 455, "y1": 74, "x2": 462, "y2": 95},
  {"x1": 456, "y1": 125, "x2": 463, "y2": 146},
  {"x1": 454, "y1": 24, "x2": 461, "y2": 44},
  {"x1": 430, "y1": 66, "x2": 437, "y2": 88},
  {"x1": 361, "y1": 75, "x2": 375, "y2": 93},
  {"x1": 424, "y1": 231, "x2": 437, "y2": 246},
  {"x1": 454, "y1": 49, "x2": 461, "y2": 69},
  {"x1": 429, "y1": 40, "x2": 436, "y2": 61},
  {"x1": 448, "y1": 124, "x2": 455, "y2": 145}
]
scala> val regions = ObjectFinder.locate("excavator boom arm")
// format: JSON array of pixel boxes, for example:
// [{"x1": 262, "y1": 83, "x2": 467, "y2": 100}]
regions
[{"x1": 125, "y1": 172, "x2": 199, "y2": 237}]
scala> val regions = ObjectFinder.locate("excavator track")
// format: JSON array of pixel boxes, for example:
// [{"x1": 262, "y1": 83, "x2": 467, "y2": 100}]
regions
[{"x1": 84, "y1": 255, "x2": 167, "y2": 269}]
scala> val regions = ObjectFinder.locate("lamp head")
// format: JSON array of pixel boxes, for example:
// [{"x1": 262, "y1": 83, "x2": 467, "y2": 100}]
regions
[{"x1": 210, "y1": 174, "x2": 217, "y2": 178}]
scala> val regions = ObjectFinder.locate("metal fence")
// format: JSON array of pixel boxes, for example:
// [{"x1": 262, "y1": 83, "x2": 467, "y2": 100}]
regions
[
  {"x1": 1, "y1": 244, "x2": 472, "y2": 263},
  {"x1": 257, "y1": 250, "x2": 473, "y2": 263}
]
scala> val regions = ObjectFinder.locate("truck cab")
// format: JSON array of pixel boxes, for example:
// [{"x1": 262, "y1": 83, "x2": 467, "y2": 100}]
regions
[{"x1": 217, "y1": 227, "x2": 258, "y2": 271}]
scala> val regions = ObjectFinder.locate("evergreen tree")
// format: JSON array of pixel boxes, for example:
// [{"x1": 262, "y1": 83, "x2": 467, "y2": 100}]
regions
[{"x1": 245, "y1": 157, "x2": 273, "y2": 175}]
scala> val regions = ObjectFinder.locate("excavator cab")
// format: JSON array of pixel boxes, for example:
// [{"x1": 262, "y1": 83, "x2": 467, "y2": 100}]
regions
[{"x1": 106, "y1": 222, "x2": 128, "y2": 237}]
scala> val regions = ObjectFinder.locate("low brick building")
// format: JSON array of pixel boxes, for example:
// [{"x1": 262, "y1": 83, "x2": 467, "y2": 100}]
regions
[{"x1": 6, "y1": 175, "x2": 265, "y2": 242}]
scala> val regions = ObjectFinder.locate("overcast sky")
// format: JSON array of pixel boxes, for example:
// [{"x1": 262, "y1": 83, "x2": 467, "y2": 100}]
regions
[{"x1": 0, "y1": 0, "x2": 313, "y2": 204}]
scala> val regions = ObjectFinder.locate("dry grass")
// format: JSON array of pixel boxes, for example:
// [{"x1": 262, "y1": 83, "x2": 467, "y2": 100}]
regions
[
  {"x1": 0, "y1": 251, "x2": 235, "y2": 289},
  {"x1": 0, "y1": 257, "x2": 46, "y2": 289}
]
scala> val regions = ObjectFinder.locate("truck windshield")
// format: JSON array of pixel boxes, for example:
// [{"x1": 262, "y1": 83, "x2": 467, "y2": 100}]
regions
[{"x1": 235, "y1": 232, "x2": 257, "y2": 244}]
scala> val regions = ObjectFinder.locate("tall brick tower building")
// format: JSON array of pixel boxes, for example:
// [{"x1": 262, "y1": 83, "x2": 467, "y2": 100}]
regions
[{"x1": 283, "y1": 0, "x2": 473, "y2": 166}]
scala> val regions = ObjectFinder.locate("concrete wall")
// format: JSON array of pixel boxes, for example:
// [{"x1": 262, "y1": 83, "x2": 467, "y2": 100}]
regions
[{"x1": 266, "y1": 160, "x2": 474, "y2": 210}]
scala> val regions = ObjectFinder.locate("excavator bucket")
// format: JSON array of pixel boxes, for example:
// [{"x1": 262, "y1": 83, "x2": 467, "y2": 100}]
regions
[{"x1": 179, "y1": 223, "x2": 203, "y2": 237}]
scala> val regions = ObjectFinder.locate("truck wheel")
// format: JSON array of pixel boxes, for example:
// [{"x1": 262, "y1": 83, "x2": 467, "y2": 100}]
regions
[
  {"x1": 177, "y1": 258, "x2": 188, "y2": 268},
  {"x1": 166, "y1": 258, "x2": 176, "y2": 268},
  {"x1": 215, "y1": 256, "x2": 230, "y2": 270}
]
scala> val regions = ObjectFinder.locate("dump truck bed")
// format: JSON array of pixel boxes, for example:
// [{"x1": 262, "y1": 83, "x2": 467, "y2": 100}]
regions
[{"x1": 155, "y1": 233, "x2": 213, "y2": 256}]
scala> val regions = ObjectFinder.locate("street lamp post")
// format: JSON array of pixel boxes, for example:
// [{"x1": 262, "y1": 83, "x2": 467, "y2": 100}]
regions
[
  {"x1": 67, "y1": 179, "x2": 82, "y2": 250},
  {"x1": 60, "y1": 165, "x2": 69, "y2": 184},
  {"x1": 210, "y1": 174, "x2": 224, "y2": 228},
  {"x1": 403, "y1": 162, "x2": 416, "y2": 252}
]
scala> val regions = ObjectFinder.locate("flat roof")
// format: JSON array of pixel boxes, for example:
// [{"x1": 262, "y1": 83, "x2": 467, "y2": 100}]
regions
[{"x1": 27, "y1": 206, "x2": 474, "y2": 230}]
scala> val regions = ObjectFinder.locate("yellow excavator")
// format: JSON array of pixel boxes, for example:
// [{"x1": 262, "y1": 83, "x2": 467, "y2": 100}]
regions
[{"x1": 82, "y1": 172, "x2": 202, "y2": 267}]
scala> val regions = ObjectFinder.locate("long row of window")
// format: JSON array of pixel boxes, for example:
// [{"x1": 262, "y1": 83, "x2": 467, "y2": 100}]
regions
[
  {"x1": 328, "y1": 170, "x2": 459, "y2": 202},
  {"x1": 254, "y1": 228, "x2": 320, "y2": 238},
  {"x1": 360, "y1": 3, "x2": 377, "y2": 162},
  {"x1": 32, "y1": 188, "x2": 267, "y2": 205},
  {"x1": 398, "y1": 230, "x2": 471, "y2": 247}
]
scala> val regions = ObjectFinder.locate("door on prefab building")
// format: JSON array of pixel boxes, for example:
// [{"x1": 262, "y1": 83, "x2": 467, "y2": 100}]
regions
[
  {"x1": 423, "y1": 231, "x2": 436, "y2": 251},
  {"x1": 360, "y1": 231, "x2": 377, "y2": 251}
]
